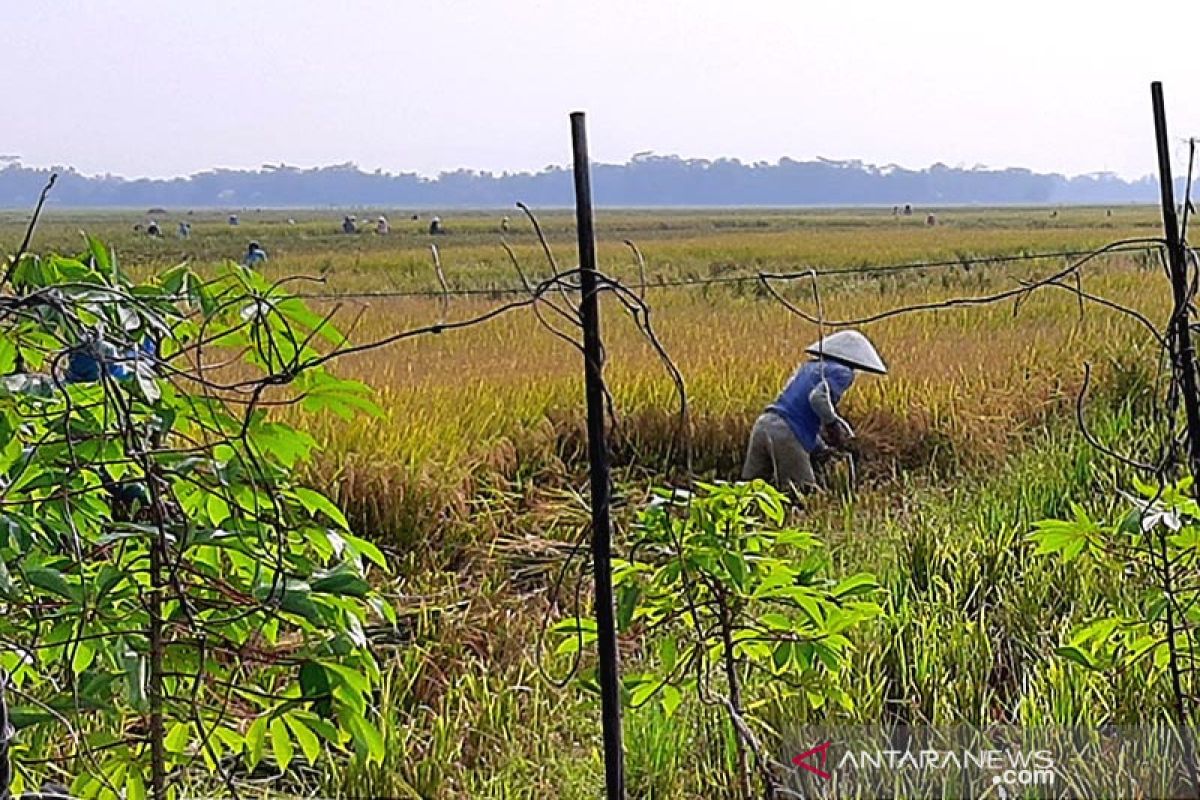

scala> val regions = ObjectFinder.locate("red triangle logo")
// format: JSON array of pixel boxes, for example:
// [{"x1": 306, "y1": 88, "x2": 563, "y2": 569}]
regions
[{"x1": 792, "y1": 741, "x2": 833, "y2": 780}]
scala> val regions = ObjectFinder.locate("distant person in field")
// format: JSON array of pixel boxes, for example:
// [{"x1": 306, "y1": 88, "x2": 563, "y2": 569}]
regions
[
  {"x1": 501, "y1": 215, "x2": 510, "y2": 233},
  {"x1": 925, "y1": 214, "x2": 937, "y2": 226},
  {"x1": 903, "y1": 204, "x2": 913, "y2": 216},
  {"x1": 177, "y1": 221, "x2": 191, "y2": 239},
  {"x1": 742, "y1": 330, "x2": 887, "y2": 495},
  {"x1": 376, "y1": 215, "x2": 390, "y2": 235},
  {"x1": 145, "y1": 220, "x2": 162, "y2": 237},
  {"x1": 342, "y1": 215, "x2": 358, "y2": 234},
  {"x1": 229, "y1": 214, "x2": 239, "y2": 226},
  {"x1": 243, "y1": 241, "x2": 268, "y2": 267},
  {"x1": 429, "y1": 216, "x2": 444, "y2": 235}
]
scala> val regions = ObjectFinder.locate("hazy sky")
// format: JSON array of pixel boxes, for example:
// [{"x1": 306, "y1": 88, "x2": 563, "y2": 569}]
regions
[{"x1": 7, "y1": 0, "x2": 1199, "y2": 180}]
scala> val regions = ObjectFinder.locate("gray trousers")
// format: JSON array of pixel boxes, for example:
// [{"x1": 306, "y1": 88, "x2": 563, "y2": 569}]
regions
[{"x1": 741, "y1": 412, "x2": 816, "y2": 493}]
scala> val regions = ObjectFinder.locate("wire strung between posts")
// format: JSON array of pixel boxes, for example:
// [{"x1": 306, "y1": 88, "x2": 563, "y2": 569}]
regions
[
  {"x1": 291, "y1": 243, "x2": 1162, "y2": 301},
  {"x1": 757, "y1": 237, "x2": 1166, "y2": 328}
]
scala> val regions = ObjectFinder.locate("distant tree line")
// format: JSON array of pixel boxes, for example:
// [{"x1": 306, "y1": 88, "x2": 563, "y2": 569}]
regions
[{"x1": 0, "y1": 154, "x2": 1162, "y2": 208}]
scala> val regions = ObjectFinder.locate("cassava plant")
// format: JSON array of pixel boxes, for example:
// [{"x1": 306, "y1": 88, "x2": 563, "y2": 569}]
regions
[
  {"x1": 555, "y1": 480, "x2": 880, "y2": 799},
  {"x1": 1031, "y1": 474, "x2": 1200, "y2": 789},
  {"x1": 0, "y1": 236, "x2": 391, "y2": 800},
  {"x1": 1031, "y1": 476, "x2": 1199, "y2": 695}
]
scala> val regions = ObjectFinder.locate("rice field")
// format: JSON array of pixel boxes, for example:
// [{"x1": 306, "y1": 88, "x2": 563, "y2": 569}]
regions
[{"x1": 1, "y1": 205, "x2": 1177, "y2": 797}]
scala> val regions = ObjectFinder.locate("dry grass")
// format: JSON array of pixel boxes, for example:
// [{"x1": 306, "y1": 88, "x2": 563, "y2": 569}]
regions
[{"x1": 286, "y1": 255, "x2": 1165, "y2": 556}]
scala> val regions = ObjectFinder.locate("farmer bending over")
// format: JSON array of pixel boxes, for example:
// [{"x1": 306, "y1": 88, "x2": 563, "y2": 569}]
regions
[
  {"x1": 243, "y1": 241, "x2": 268, "y2": 266},
  {"x1": 742, "y1": 330, "x2": 887, "y2": 494}
]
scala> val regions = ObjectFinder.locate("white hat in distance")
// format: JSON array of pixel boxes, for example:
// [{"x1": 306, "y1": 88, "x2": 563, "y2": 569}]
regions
[{"x1": 805, "y1": 330, "x2": 887, "y2": 374}]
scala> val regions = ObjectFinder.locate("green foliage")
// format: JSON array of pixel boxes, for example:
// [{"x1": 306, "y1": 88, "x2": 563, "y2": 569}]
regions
[
  {"x1": 606, "y1": 481, "x2": 879, "y2": 714},
  {"x1": 554, "y1": 481, "x2": 879, "y2": 795},
  {"x1": 0, "y1": 242, "x2": 388, "y2": 797},
  {"x1": 1031, "y1": 476, "x2": 1198, "y2": 685}
]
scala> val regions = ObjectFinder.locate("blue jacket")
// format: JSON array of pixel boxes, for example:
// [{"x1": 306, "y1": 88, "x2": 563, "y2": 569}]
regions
[
  {"x1": 64, "y1": 338, "x2": 156, "y2": 384},
  {"x1": 768, "y1": 360, "x2": 855, "y2": 452}
]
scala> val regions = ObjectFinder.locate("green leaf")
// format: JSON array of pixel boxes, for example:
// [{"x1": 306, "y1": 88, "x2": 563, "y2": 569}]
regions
[
  {"x1": 246, "y1": 715, "x2": 269, "y2": 770},
  {"x1": 1154, "y1": 640, "x2": 1171, "y2": 670},
  {"x1": 1030, "y1": 517, "x2": 1098, "y2": 562},
  {"x1": 299, "y1": 375, "x2": 382, "y2": 420},
  {"x1": 760, "y1": 612, "x2": 795, "y2": 631},
  {"x1": 616, "y1": 583, "x2": 640, "y2": 632},
  {"x1": 340, "y1": 709, "x2": 384, "y2": 765},
  {"x1": 71, "y1": 641, "x2": 96, "y2": 675},
  {"x1": 9, "y1": 705, "x2": 56, "y2": 728},
  {"x1": 247, "y1": 422, "x2": 317, "y2": 468},
  {"x1": 85, "y1": 233, "x2": 112, "y2": 275},
  {"x1": 304, "y1": 715, "x2": 342, "y2": 745},
  {"x1": 339, "y1": 531, "x2": 387, "y2": 569},
  {"x1": 810, "y1": 640, "x2": 841, "y2": 670},
  {"x1": 321, "y1": 661, "x2": 371, "y2": 696},
  {"x1": 360, "y1": 714, "x2": 385, "y2": 765},
  {"x1": 1056, "y1": 645, "x2": 1098, "y2": 670},
  {"x1": 555, "y1": 636, "x2": 583, "y2": 656},
  {"x1": 832, "y1": 573, "x2": 879, "y2": 599},
  {"x1": 206, "y1": 492, "x2": 232, "y2": 526},
  {"x1": 275, "y1": 297, "x2": 346, "y2": 345},
  {"x1": 659, "y1": 636, "x2": 677, "y2": 672},
  {"x1": 721, "y1": 552, "x2": 748, "y2": 590},
  {"x1": 285, "y1": 714, "x2": 323, "y2": 765},
  {"x1": 25, "y1": 566, "x2": 79, "y2": 603},
  {"x1": 126, "y1": 769, "x2": 147, "y2": 800},
  {"x1": 786, "y1": 588, "x2": 826, "y2": 625},
  {"x1": 0, "y1": 337, "x2": 16, "y2": 375},
  {"x1": 630, "y1": 678, "x2": 661, "y2": 707},
  {"x1": 550, "y1": 616, "x2": 598, "y2": 653},
  {"x1": 311, "y1": 562, "x2": 370, "y2": 598},
  {"x1": 270, "y1": 716, "x2": 295, "y2": 771},
  {"x1": 123, "y1": 650, "x2": 147, "y2": 711},
  {"x1": 70, "y1": 772, "x2": 99, "y2": 800},
  {"x1": 254, "y1": 578, "x2": 326, "y2": 625},
  {"x1": 164, "y1": 721, "x2": 190, "y2": 754},
  {"x1": 294, "y1": 487, "x2": 349, "y2": 530},
  {"x1": 661, "y1": 684, "x2": 683, "y2": 716},
  {"x1": 1126, "y1": 634, "x2": 1162, "y2": 665},
  {"x1": 753, "y1": 564, "x2": 798, "y2": 598},
  {"x1": 300, "y1": 661, "x2": 334, "y2": 718},
  {"x1": 282, "y1": 592, "x2": 326, "y2": 626},
  {"x1": 831, "y1": 686, "x2": 855, "y2": 713},
  {"x1": 772, "y1": 641, "x2": 793, "y2": 671},
  {"x1": 98, "y1": 758, "x2": 128, "y2": 799},
  {"x1": 1071, "y1": 617, "x2": 1122, "y2": 647},
  {"x1": 754, "y1": 488, "x2": 786, "y2": 525}
]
